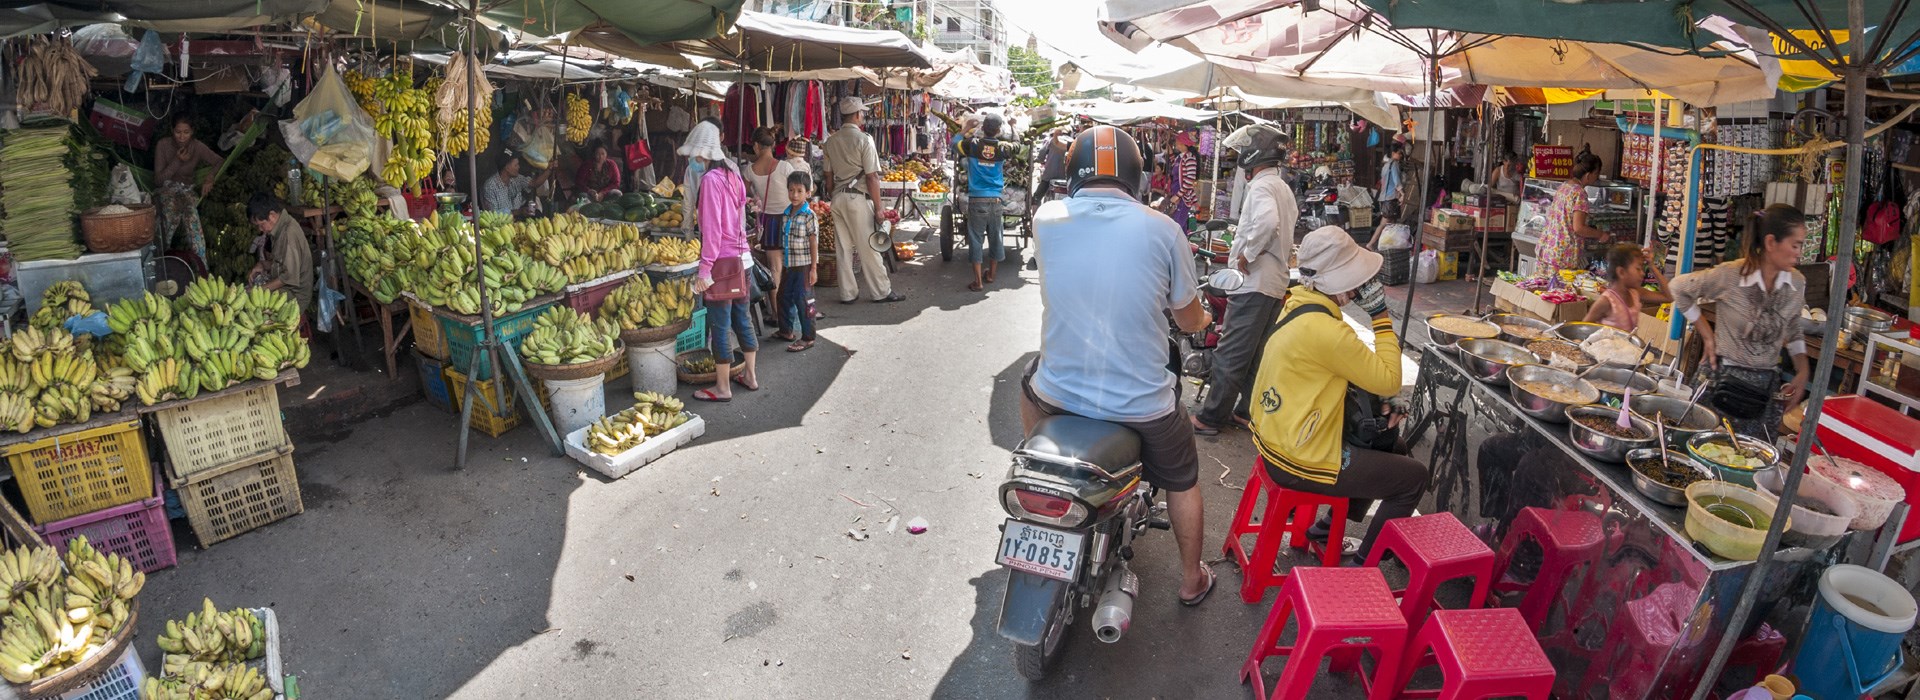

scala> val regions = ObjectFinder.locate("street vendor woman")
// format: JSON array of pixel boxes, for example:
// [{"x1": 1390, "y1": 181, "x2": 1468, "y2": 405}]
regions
[
  {"x1": 155, "y1": 115, "x2": 224, "y2": 266},
  {"x1": 1669, "y1": 203, "x2": 1810, "y2": 439},
  {"x1": 245, "y1": 194, "x2": 314, "y2": 317},
  {"x1": 1537, "y1": 150, "x2": 1612, "y2": 272}
]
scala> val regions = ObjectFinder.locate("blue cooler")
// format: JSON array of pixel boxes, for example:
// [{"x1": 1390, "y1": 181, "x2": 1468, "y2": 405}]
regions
[{"x1": 1792, "y1": 564, "x2": 1917, "y2": 699}]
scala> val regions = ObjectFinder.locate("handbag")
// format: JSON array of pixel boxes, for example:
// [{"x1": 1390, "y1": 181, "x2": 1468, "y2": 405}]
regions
[
  {"x1": 1275, "y1": 305, "x2": 1399, "y2": 450},
  {"x1": 704, "y1": 255, "x2": 749, "y2": 302},
  {"x1": 751, "y1": 261, "x2": 776, "y2": 293},
  {"x1": 1710, "y1": 366, "x2": 1776, "y2": 420},
  {"x1": 624, "y1": 140, "x2": 653, "y2": 170}
]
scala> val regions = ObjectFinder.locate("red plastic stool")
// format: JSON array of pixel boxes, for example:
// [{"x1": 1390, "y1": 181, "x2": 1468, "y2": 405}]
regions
[
  {"x1": 1490, "y1": 507, "x2": 1603, "y2": 631},
  {"x1": 1223, "y1": 457, "x2": 1348, "y2": 604},
  {"x1": 1394, "y1": 607, "x2": 1555, "y2": 699},
  {"x1": 1243, "y1": 566, "x2": 1407, "y2": 700},
  {"x1": 1587, "y1": 581, "x2": 1699, "y2": 698},
  {"x1": 1364, "y1": 513, "x2": 1495, "y2": 632}
]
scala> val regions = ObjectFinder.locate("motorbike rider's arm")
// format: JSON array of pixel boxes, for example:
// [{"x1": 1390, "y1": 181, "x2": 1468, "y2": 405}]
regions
[{"x1": 1173, "y1": 297, "x2": 1211, "y2": 334}]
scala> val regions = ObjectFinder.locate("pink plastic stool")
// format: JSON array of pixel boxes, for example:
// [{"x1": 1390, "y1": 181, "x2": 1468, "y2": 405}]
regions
[
  {"x1": 1394, "y1": 607, "x2": 1555, "y2": 699},
  {"x1": 1586, "y1": 581, "x2": 1699, "y2": 698},
  {"x1": 1490, "y1": 507, "x2": 1603, "y2": 631},
  {"x1": 1365, "y1": 513, "x2": 1495, "y2": 632},
  {"x1": 1224, "y1": 457, "x2": 1349, "y2": 604},
  {"x1": 1243, "y1": 566, "x2": 1407, "y2": 700}
]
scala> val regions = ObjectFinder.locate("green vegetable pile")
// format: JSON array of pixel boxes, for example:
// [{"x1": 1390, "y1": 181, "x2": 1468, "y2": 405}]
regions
[
  {"x1": 199, "y1": 143, "x2": 291, "y2": 283},
  {"x1": 0, "y1": 125, "x2": 81, "y2": 261}
]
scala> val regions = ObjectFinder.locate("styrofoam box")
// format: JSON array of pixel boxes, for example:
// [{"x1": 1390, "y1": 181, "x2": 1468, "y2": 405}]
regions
[
  {"x1": 19, "y1": 251, "x2": 146, "y2": 314},
  {"x1": 564, "y1": 413, "x2": 706, "y2": 479}
]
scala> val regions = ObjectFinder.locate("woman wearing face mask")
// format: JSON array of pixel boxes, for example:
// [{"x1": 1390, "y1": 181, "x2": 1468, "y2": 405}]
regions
[
  {"x1": 1248, "y1": 225, "x2": 1427, "y2": 564},
  {"x1": 1669, "y1": 203, "x2": 1810, "y2": 439},
  {"x1": 155, "y1": 115, "x2": 224, "y2": 265}
]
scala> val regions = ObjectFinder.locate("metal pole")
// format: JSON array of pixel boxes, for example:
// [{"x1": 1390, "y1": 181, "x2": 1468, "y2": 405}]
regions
[
  {"x1": 1470, "y1": 99, "x2": 1493, "y2": 313},
  {"x1": 1689, "y1": 1, "x2": 1869, "y2": 694},
  {"x1": 1646, "y1": 96, "x2": 1664, "y2": 250},
  {"x1": 1397, "y1": 43, "x2": 1439, "y2": 332},
  {"x1": 455, "y1": 0, "x2": 487, "y2": 470}
]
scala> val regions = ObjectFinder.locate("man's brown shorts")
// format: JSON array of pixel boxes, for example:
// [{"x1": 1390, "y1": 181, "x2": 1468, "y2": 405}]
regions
[{"x1": 1019, "y1": 361, "x2": 1200, "y2": 492}]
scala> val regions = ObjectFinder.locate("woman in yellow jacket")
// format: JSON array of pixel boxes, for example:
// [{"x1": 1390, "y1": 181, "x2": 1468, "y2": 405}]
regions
[{"x1": 1250, "y1": 226, "x2": 1430, "y2": 561}]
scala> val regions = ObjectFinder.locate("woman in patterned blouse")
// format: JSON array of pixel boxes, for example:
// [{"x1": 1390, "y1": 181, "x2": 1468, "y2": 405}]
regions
[{"x1": 1537, "y1": 150, "x2": 1611, "y2": 272}]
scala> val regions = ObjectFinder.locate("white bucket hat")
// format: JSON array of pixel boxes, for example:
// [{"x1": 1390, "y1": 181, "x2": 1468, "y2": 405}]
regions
[
  {"x1": 1295, "y1": 225, "x2": 1382, "y2": 295},
  {"x1": 838, "y1": 95, "x2": 877, "y2": 115},
  {"x1": 678, "y1": 121, "x2": 727, "y2": 163}
]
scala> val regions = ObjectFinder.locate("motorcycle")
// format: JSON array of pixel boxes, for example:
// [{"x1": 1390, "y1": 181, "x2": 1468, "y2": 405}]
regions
[
  {"x1": 1178, "y1": 220, "x2": 1238, "y2": 402},
  {"x1": 994, "y1": 415, "x2": 1169, "y2": 680}
]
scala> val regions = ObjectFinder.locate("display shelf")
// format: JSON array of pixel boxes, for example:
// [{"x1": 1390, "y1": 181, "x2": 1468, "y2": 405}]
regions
[{"x1": 1857, "y1": 330, "x2": 1920, "y2": 415}]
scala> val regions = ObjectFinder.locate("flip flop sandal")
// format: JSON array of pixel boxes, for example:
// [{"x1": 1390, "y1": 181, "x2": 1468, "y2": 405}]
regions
[
  {"x1": 1180, "y1": 566, "x2": 1217, "y2": 607},
  {"x1": 1191, "y1": 419, "x2": 1221, "y2": 436},
  {"x1": 732, "y1": 375, "x2": 761, "y2": 392},
  {"x1": 786, "y1": 340, "x2": 814, "y2": 353},
  {"x1": 985, "y1": 270, "x2": 997, "y2": 283},
  {"x1": 967, "y1": 282, "x2": 984, "y2": 292},
  {"x1": 691, "y1": 389, "x2": 731, "y2": 403}
]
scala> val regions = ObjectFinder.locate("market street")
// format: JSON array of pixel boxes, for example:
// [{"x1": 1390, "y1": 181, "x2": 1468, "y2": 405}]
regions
[{"x1": 133, "y1": 245, "x2": 1415, "y2": 699}]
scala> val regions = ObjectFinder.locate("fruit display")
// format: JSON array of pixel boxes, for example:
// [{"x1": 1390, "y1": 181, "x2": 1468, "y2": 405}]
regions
[
  {"x1": 0, "y1": 537, "x2": 143, "y2": 684},
  {"x1": 565, "y1": 93, "x2": 592, "y2": 144},
  {"x1": 919, "y1": 180, "x2": 948, "y2": 194},
  {"x1": 106, "y1": 280, "x2": 310, "y2": 406},
  {"x1": 29, "y1": 281, "x2": 92, "y2": 333},
  {"x1": 348, "y1": 68, "x2": 436, "y2": 195},
  {"x1": 601, "y1": 275, "x2": 697, "y2": 331},
  {"x1": 154, "y1": 599, "x2": 264, "y2": 665},
  {"x1": 649, "y1": 201, "x2": 685, "y2": 228},
  {"x1": 881, "y1": 169, "x2": 917, "y2": 183},
  {"x1": 434, "y1": 53, "x2": 495, "y2": 157},
  {"x1": 141, "y1": 661, "x2": 272, "y2": 700},
  {"x1": 579, "y1": 191, "x2": 671, "y2": 224},
  {"x1": 337, "y1": 210, "x2": 565, "y2": 315},
  {"x1": 641, "y1": 236, "x2": 701, "y2": 267},
  {"x1": 519, "y1": 307, "x2": 618, "y2": 366},
  {"x1": 681, "y1": 356, "x2": 718, "y2": 374},
  {"x1": 509, "y1": 211, "x2": 645, "y2": 284},
  {"x1": 584, "y1": 392, "x2": 690, "y2": 455},
  {"x1": 295, "y1": 174, "x2": 379, "y2": 220}
]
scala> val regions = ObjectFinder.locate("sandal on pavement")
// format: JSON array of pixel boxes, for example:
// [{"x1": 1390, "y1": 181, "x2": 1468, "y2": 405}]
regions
[
  {"x1": 1179, "y1": 566, "x2": 1217, "y2": 607},
  {"x1": 786, "y1": 340, "x2": 814, "y2": 353},
  {"x1": 692, "y1": 388, "x2": 731, "y2": 403},
  {"x1": 967, "y1": 281, "x2": 983, "y2": 292},
  {"x1": 732, "y1": 375, "x2": 761, "y2": 392},
  {"x1": 1190, "y1": 418, "x2": 1221, "y2": 436},
  {"x1": 876, "y1": 293, "x2": 907, "y2": 303}
]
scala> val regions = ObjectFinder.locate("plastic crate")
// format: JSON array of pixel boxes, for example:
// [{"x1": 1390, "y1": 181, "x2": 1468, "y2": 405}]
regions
[
  {"x1": 177, "y1": 445, "x2": 303, "y2": 547},
  {"x1": 56, "y1": 646, "x2": 143, "y2": 700},
  {"x1": 563, "y1": 270, "x2": 637, "y2": 318},
  {"x1": 607, "y1": 352, "x2": 629, "y2": 382},
  {"x1": 408, "y1": 296, "x2": 447, "y2": 361},
  {"x1": 415, "y1": 351, "x2": 455, "y2": 413},
  {"x1": 3, "y1": 421, "x2": 153, "y2": 525},
  {"x1": 443, "y1": 367, "x2": 551, "y2": 438},
  {"x1": 439, "y1": 298, "x2": 557, "y2": 380},
  {"x1": 1377, "y1": 247, "x2": 1412, "y2": 286},
  {"x1": 36, "y1": 483, "x2": 175, "y2": 573},
  {"x1": 675, "y1": 306, "x2": 708, "y2": 355},
  {"x1": 563, "y1": 413, "x2": 705, "y2": 479},
  {"x1": 151, "y1": 384, "x2": 288, "y2": 483}
]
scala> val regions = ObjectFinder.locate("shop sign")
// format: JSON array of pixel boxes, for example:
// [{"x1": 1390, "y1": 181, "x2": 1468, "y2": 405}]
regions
[{"x1": 1531, "y1": 145, "x2": 1572, "y2": 179}]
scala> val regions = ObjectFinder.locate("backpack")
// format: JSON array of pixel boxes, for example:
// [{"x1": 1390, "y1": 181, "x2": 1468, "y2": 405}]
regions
[
  {"x1": 1864, "y1": 201, "x2": 1902, "y2": 245},
  {"x1": 1275, "y1": 305, "x2": 1398, "y2": 451}
]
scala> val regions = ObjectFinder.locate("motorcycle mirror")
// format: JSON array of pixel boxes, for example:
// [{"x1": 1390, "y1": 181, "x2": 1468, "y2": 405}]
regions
[{"x1": 1208, "y1": 268, "x2": 1247, "y2": 293}]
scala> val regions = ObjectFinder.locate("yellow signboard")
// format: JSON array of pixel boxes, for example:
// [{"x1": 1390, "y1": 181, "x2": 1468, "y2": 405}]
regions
[{"x1": 1774, "y1": 29, "x2": 1846, "y2": 82}]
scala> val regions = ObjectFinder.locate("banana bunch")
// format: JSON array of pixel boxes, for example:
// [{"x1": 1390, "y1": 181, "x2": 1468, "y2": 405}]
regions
[
  {"x1": 643, "y1": 236, "x2": 703, "y2": 266},
  {"x1": 355, "y1": 70, "x2": 436, "y2": 195},
  {"x1": 586, "y1": 393, "x2": 690, "y2": 454},
  {"x1": 28, "y1": 282, "x2": 93, "y2": 333},
  {"x1": 0, "y1": 540, "x2": 139, "y2": 683},
  {"x1": 142, "y1": 660, "x2": 272, "y2": 700},
  {"x1": 105, "y1": 292, "x2": 175, "y2": 335},
  {"x1": 9, "y1": 326, "x2": 73, "y2": 364},
  {"x1": 134, "y1": 358, "x2": 196, "y2": 405},
  {"x1": 179, "y1": 278, "x2": 244, "y2": 312},
  {"x1": 565, "y1": 93, "x2": 592, "y2": 144},
  {"x1": 602, "y1": 274, "x2": 697, "y2": 330},
  {"x1": 520, "y1": 307, "x2": 617, "y2": 366},
  {"x1": 444, "y1": 107, "x2": 492, "y2": 156},
  {"x1": 510, "y1": 213, "x2": 645, "y2": 283},
  {"x1": 88, "y1": 363, "x2": 137, "y2": 414},
  {"x1": 155, "y1": 599, "x2": 262, "y2": 665},
  {"x1": 682, "y1": 356, "x2": 718, "y2": 374}
]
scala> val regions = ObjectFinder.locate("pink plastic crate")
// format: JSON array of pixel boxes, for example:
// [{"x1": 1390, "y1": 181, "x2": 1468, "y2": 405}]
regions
[{"x1": 34, "y1": 484, "x2": 176, "y2": 573}]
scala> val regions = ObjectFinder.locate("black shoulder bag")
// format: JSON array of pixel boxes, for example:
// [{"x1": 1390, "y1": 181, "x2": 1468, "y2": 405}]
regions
[{"x1": 1274, "y1": 305, "x2": 1399, "y2": 452}]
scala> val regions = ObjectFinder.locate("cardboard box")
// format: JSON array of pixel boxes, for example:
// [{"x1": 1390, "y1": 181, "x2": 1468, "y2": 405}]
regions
[
  {"x1": 1431, "y1": 209, "x2": 1475, "y2": 231},
  {"x1": 1490, "y1": 279, "x2": 1591, "y2": 323},
  {"x1": 1636, "y1": 313, "x2": 1681, "y2": 358},
  {"x1": 1420, "y1": 223, "x2": 1478, "y2": 253},
  {"x1": 1456, "y1": 203, "x2": 1510, "y2": 231},
  {"x1": 1348, "y1": 206, "x2": 1373, "y2": 229}
]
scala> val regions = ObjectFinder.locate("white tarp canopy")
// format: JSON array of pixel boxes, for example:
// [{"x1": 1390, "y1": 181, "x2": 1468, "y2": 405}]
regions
[
  {"x1": 412, "y1": 51, "x2": 722, "y2": 96},
  {"x1": 1059, "y1": 48, "x2": 1399, "y2": 127},
  {"x1": 681, "y1": 10, "x2": 931, "y2": 70},
  {"x1": 1099, "y1": 0, "x2": 1778, "y2": 107},
  {"x1": 1059, "y1": 98, "x2": 1220, "y2": 124}
]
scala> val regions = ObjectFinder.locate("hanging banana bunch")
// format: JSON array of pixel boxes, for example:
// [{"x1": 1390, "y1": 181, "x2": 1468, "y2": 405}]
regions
[{"x1": 435, "y1": 53, "x2": 496, "y2": 157}]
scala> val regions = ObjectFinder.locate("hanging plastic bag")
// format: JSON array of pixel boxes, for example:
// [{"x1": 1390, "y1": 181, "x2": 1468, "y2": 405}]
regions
[
  {"x1": 314, "y1": 270, "x2": 347, "y2": 333},
  {"x1": 107, "y1": 164, "x2": 144, "y2": 205},
  {"x1": 1414, "y1": 248, "x2": 1440, "y2": 284},
  {"x1": 281, "y1": 66, "x2": 377, "y2": 180},
  {"x1": 1378, "y1": 223, "x2": 1412, "y2": 251},
  {"x1": 123, "y1": 30, "x2": 164, "y2": 92},
  {"x1": 521, "y1": 126, "x2": 557, "y2": 170}
]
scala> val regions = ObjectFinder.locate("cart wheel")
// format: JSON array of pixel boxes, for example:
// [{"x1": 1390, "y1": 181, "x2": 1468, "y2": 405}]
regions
[{"x1": 940, "y1": 204, "x2": 955, "y2": 262}]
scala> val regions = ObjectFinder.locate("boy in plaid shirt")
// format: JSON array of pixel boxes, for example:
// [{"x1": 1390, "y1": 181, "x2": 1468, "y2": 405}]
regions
[{"x1": 778, "y1": 171, "x2": 821, "y2": 351}]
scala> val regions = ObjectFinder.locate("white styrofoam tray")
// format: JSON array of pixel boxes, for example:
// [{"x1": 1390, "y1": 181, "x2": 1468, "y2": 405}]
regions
[
  {"x1": 564, "y1": 413, "x2": 705, "y2": 479},
  {"x1": 563, "y1": 268, "x2": 637, "y2": 294}
]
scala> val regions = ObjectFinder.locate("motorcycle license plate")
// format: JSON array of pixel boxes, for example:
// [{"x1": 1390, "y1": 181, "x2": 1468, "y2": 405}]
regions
[{"x1": 997, "y1": 520, "x2": 1085, "y2": 582}]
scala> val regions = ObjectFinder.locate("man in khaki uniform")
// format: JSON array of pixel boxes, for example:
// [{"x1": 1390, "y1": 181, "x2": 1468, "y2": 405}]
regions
[{"x1": 822, "y1": 96, "x2": 905, "y2": 304}]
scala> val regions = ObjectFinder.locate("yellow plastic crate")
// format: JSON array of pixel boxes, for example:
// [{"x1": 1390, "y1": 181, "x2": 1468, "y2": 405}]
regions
[
  {"x1": 409, "y1": 297, "x2": 447, "y2": 361},
  {"x1": 151, "y1": 383, "x2": 288, "y2": 482},
  {"x1": 607, "y1": 353, "x2": 630, "y2": 382},
  {"x1": 178, "y1": 445, "x2": 302, "y2": 546},
  {"x1": 443, "y1": 368, "x2": 550, "y2": 438},
  {"x1": 3, "y1": 421, "x2": 153, "y2": 525}
]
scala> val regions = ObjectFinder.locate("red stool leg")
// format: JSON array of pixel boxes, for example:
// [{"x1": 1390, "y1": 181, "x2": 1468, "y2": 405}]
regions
[
  {"x1": 1223, "y1": 471, "x2": 1265, "y2": 561},
  {"x1": 1361, "y1": 628, "x2": 1409, "y2": 700},
  {"x1": 1314, "y1": 499, "x2": 1350, "y2": 567},
  {"x1": 1394, "y1": 618, "x2": 1445, "y2": 700},
  {"x1": 1242, "y1": 595, "x2": 1295, "y2": 676},
  {"x1": 1269, "y1": 632, "x2": 1336, "y2": 700},
  {"x1": 1239, "y1": 492, "x2": 1290, "y2": 604}
]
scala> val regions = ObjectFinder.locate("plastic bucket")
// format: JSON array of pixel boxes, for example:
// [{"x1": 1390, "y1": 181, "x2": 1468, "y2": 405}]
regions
[
  {"x1": 541, "y1": 375, "x2": 606, "y2": 438},
  {"x1": 1791, "y1": 564, "x2": 1918, "y2": 699},
  {"x1": 630, "y1": 340, "x2": 678, "y2": 396}
]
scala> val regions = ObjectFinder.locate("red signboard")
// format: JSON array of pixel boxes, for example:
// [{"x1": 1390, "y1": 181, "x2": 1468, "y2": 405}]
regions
[{"x1": 1531, "y1": 145, "x2": 1573, "y2": 179}]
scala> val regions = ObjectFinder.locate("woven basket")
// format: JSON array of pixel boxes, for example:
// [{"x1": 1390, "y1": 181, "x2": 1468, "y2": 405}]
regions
[
  {"x1": 620, "y1": 318, "x2": 694, "y2": 345},
  {"x1": 19, "y1": 601, "x2": 138, "y2": 698},
  {"x1": 815, "y1": 254, "x2": 839, "y2": 288},
  {"x1": 523, "y1": 343, "x2": 624, "y2": 381},
  {"x1": 676, "y1": 351, "x2": 746, "y2": 384},
  {"x1": 79, "y1": 205, "x2": 156, "y2": 253}
]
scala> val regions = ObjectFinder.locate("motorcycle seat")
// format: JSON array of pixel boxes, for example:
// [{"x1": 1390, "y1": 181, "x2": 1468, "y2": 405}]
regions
[{"x1": 1021, "y1": 415, "x2": 1141, "y2": 475}]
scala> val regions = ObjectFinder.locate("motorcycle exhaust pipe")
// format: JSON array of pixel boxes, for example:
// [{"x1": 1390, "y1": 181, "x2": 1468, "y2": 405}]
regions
[{"x1": 1090, "y1": 567, "x2": 1140, "y2": 644}]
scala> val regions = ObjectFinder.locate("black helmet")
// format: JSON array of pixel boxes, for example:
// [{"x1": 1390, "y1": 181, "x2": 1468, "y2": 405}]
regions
[
  {"x1": 1066, "y1": 125, "x2": 1144, "y2": 199},
  {"x1": 982, "y1": 113, "x2": 1005, "y2": 138},
  {"x1": 1228, "y1": 123, "x2": 1289, "y2": 171}
]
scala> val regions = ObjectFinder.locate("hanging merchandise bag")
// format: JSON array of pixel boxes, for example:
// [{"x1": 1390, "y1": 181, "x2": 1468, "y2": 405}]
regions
[
  {"x1": 123, "y1": 30, "x2": 164, "y2": 93},
  {"x1": 281, "y1": 65, "x2": 376, "y2": 180}
]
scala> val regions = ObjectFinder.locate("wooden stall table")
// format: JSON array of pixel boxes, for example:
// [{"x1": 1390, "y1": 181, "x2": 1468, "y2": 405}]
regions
[{"x1": 348, "y1": 281, "x2": 411, "y2": 381}]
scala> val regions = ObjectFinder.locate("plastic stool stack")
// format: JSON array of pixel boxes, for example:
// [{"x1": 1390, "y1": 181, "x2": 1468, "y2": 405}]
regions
[
  {"x1": 1364, "y1": 513, "x2": 1494, "y2": 633},
  {"x1": 1243, "y1": 566, "x2": 1407, "y2": 700}
]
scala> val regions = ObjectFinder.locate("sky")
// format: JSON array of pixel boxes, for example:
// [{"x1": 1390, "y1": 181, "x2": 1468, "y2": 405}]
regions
[{"x1": 992, "y1": 0, "x2": 1139, "y2": 66}]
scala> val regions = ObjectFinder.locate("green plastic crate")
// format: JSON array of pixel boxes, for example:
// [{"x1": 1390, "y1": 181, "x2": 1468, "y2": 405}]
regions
[
  {"x1": 675, "y1": 306, "x2": 708, "y2": 355},
  {"x1": 439, "y1": 299, "x2": 558, "y2": 380}
]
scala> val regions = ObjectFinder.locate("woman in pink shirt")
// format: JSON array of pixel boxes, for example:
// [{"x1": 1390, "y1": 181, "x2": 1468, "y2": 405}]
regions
[{"x1": 686, "y1": 121, "x2": 760, "y2": 402}]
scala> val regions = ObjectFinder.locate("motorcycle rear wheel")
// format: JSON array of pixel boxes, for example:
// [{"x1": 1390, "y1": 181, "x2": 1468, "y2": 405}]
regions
[{"x1": 1012, "y1": 600, "x2": 1072, "y2": 681}]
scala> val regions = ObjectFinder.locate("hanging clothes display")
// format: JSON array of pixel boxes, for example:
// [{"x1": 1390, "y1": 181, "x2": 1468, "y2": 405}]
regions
[{"x1": 723, "y1": 83, "x2": 760, "y2": 149}]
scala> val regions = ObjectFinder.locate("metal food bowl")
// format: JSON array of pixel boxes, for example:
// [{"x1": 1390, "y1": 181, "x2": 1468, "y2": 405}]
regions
[
  {"x1": 1456, "y1": 339, "x2": 1540, "y2": 387},
  {"x1": 1566, "y1": 404, "x2": 1659, "y2": 463},
  {"x1": 1685, "y1": 431, "x2": 1781, "y2": 487},
  {"x1": 1630, "y1": 394, "x2": 1721, "y2": 449},
  {"x1": 1487, "y1": 313, "x2": 1555, "y2": 345},
  {"x1": 1626, "y1": 447, "x2": 1712, "y2": 507},
  {"x1": 1583, "y1": 366, "x2": 1659, "y2": 405},
  {"x1": 1425, "y1": 313, "x2": 1500, "y2": 350},
  {"x1": 1507, "y1": 365, "x2": 1599, "y2": 423},
  {"x1": 1553, "y1": 322, "x2": 1616, "y2": 344}
]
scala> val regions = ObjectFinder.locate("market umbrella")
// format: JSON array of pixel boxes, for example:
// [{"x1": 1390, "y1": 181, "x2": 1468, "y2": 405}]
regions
[
  {"x1": 1058, "y1": 49, "x2": 1400, "y2": 126},
  {"x1": 680, "y1": 11, "x2": 933, "y2": 70},
  {"x1": 430, "y1": 0, "x2": 743, "y2": 47},
  {"x1": 0, "y1": 0, "x2": 324, "y2": 37}
]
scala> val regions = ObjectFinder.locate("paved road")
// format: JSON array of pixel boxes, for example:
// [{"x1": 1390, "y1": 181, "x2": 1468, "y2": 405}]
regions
[{"x1": 142, "y1": 243, "x2": 1389, "y2": 699}]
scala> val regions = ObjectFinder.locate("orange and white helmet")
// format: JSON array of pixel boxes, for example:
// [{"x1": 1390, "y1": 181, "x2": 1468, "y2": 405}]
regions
[{"x1": 1065, "y1": 125, "x2": 1145, "y2": 199}]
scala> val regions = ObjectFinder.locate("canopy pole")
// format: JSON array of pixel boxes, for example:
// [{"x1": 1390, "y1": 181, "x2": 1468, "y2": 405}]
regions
[
  {"x1": 1397, "y1": 41, "x2": 1440, "y2": 331},
  {"x1": 1688, "y1": 0, "x2": 1870, "y2": 694},
  {"x1": 1471, "y1": 100, "x2": 1493, "y2": 314},
  {"x1": 1645, "y1": 97, "x2": 1663, "y2": 250}
]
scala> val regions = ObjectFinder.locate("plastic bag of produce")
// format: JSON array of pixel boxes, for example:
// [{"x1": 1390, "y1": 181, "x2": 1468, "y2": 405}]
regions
[
  {"x1": 1378, "y1": 223, "x2": 1412, "y2": 251},
  {"x1": 107, "y1": 164, "x2": 144, "y2": 205},
  {"x1": 284, "y1": 66, "x2": 376, "y2": 180},
  {"x1": 1414, "y1": 248, "x2": 1440, "y2": 284},
  {"x1": 122, "y1": 30, "x2": 163, "y2": 92}
]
